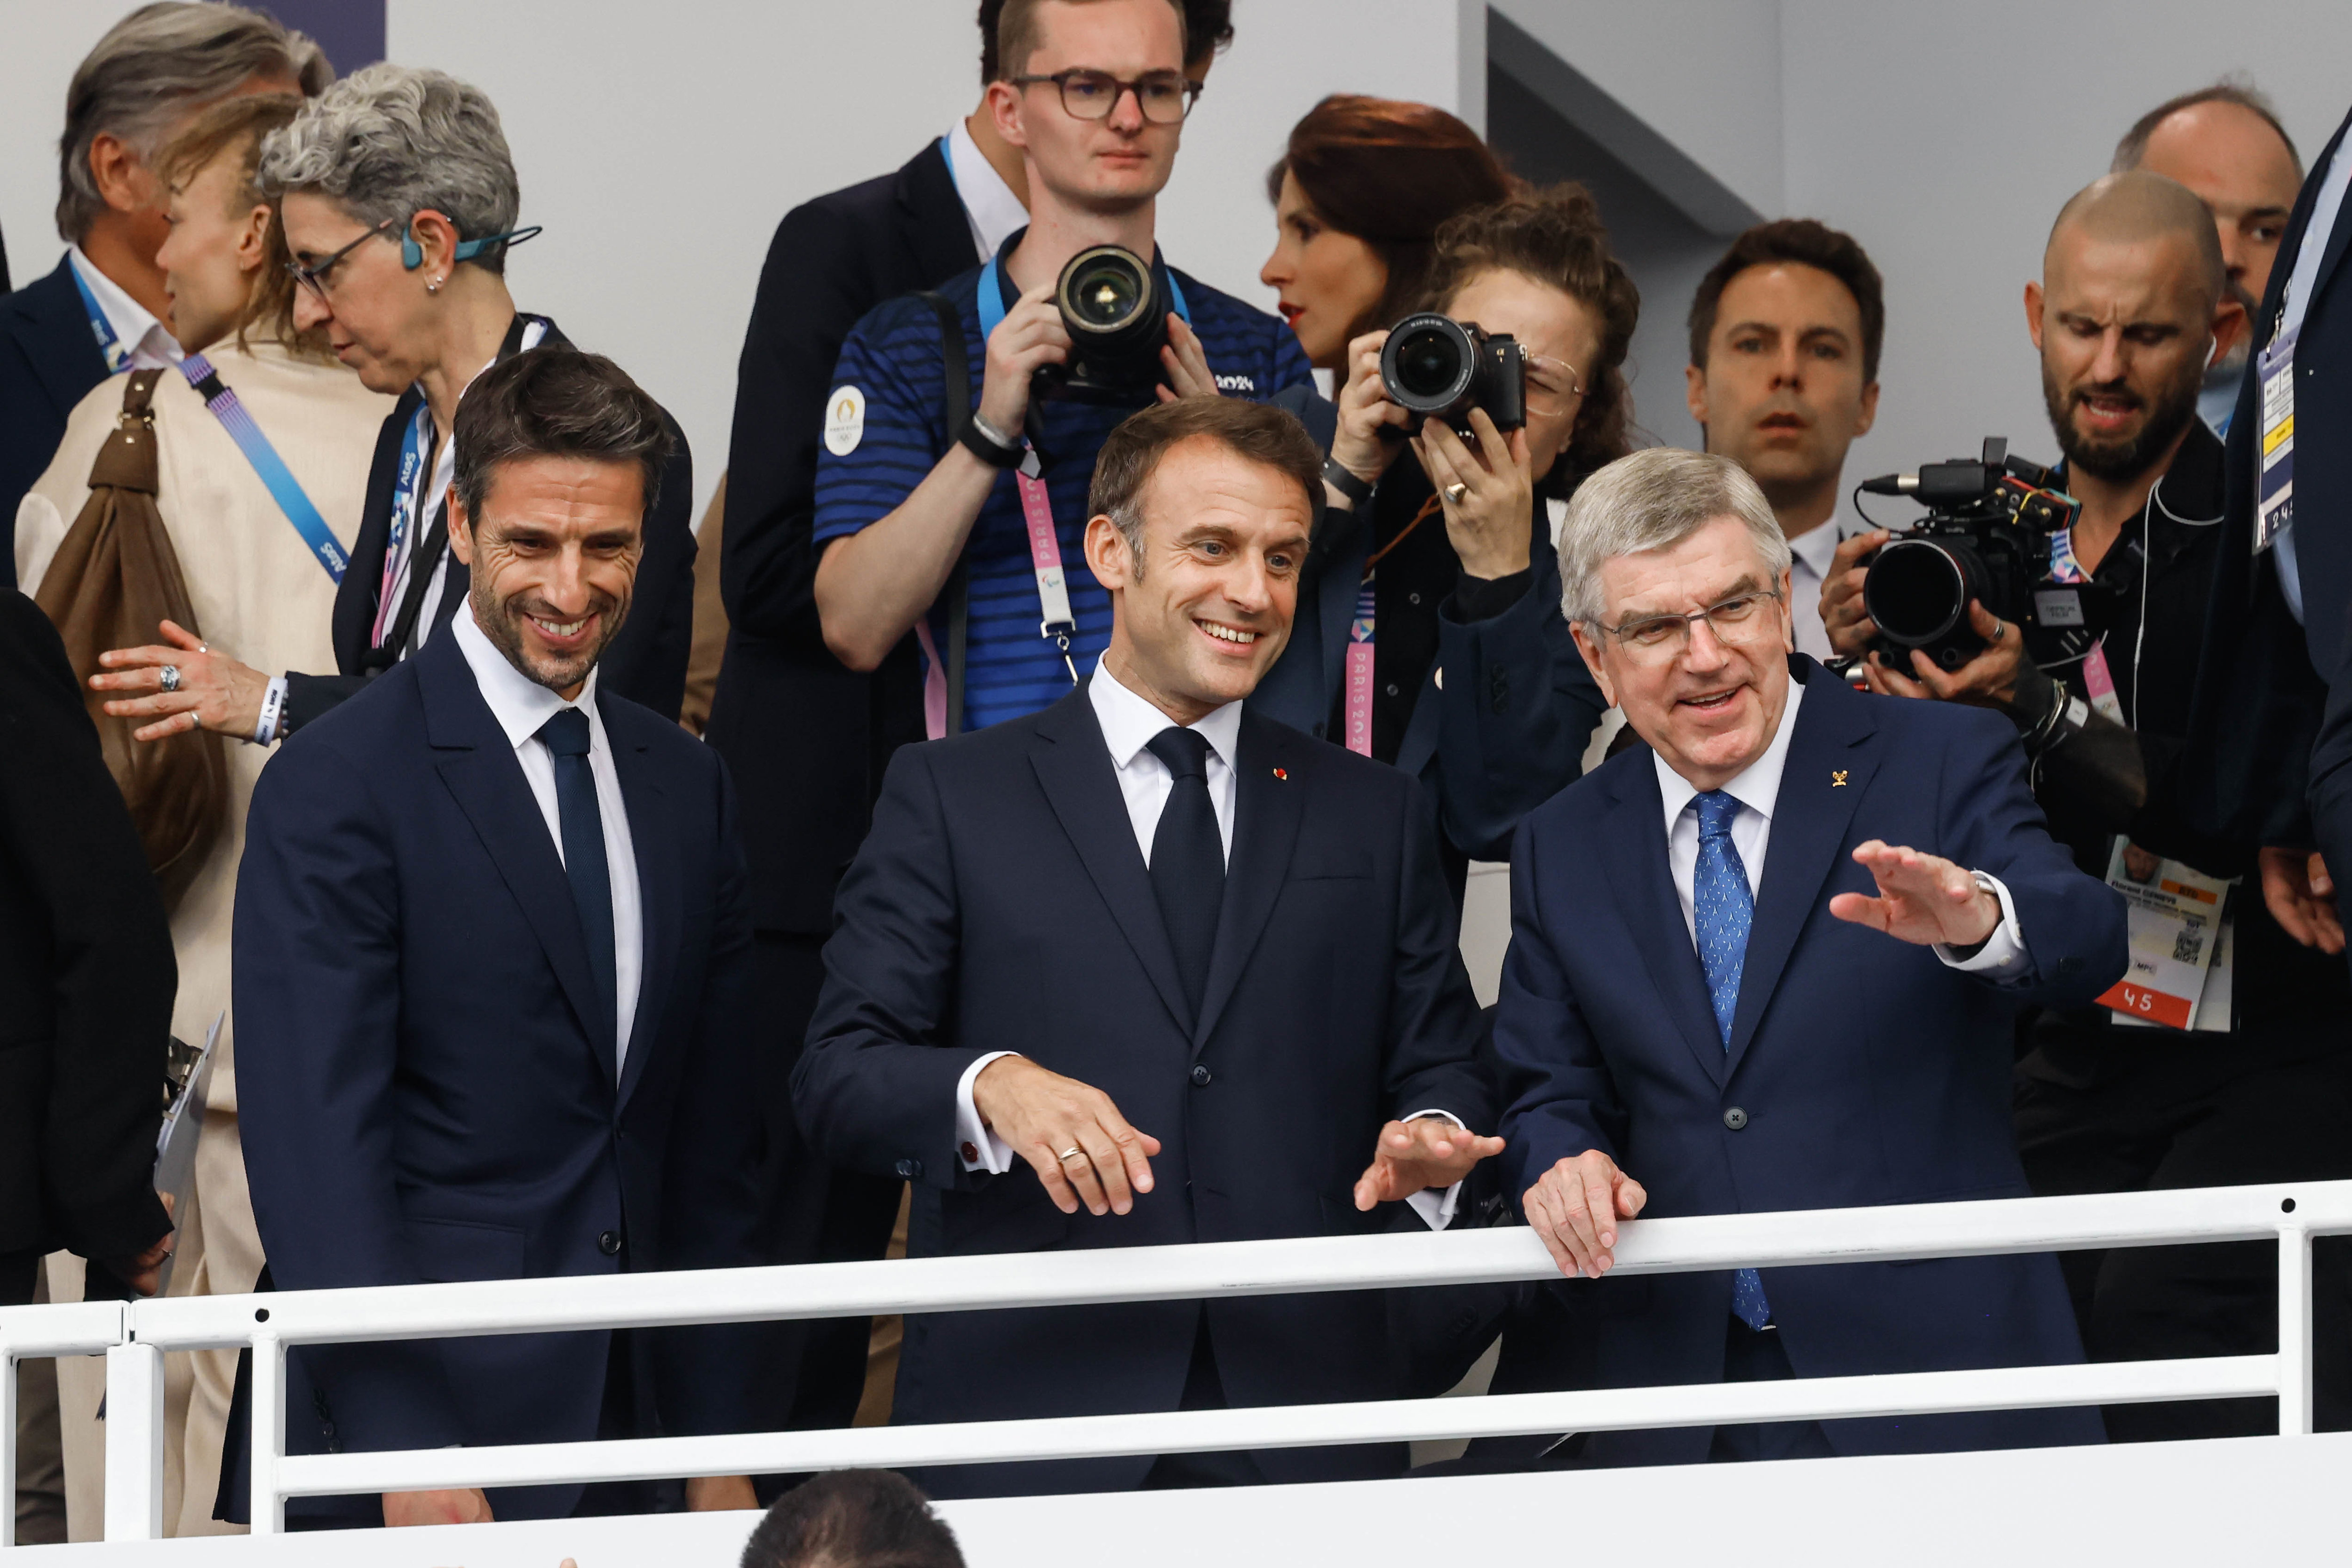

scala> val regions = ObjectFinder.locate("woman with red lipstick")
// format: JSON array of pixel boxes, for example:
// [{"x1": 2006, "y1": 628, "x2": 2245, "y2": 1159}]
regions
[{"x1": 1260, "y1": 95, "x2": 1511, "y2": 373}]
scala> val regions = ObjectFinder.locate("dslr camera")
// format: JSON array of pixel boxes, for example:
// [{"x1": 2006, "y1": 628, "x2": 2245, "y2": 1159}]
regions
[
  {"x1": 1038, "y1": 244, "x2": 1175, "y2": 399},
  {"x1": 1858, "y1": 437, "x2": 2090, "y2": 671},
  {"x1": 1379, "y1": 313, "x2": 1527, "y2": 439}
]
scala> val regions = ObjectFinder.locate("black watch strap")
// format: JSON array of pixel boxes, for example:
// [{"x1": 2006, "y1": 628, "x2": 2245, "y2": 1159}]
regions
[
  {"x1": 959, "y1": 414, "x2": 1024, "y2": 469},
  {"x1": 1323, "y1": 457, "x2": 1375, "y2": 509}
]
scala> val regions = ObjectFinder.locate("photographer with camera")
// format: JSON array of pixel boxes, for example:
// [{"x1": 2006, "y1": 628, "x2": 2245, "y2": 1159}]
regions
[
  {"x1": 1836, "y1": 170, "x2": 2352, "y2": 1441},
  {"x1": 812, "y1": 0, "x2": 1307, "y2": 734},
  {"x1": 1249, "y1": 185, "x2": 1624, "y2": 878}
]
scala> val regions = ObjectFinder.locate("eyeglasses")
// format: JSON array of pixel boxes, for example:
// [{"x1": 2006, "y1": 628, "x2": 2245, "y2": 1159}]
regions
[
  {"x1": 1595, "y1": 589, "x2": 1784, "y2": 661},
  {"x1": 285, "y1": 217, "x2": 392, "y2": 303},
  {"x1": 1525, "y1": 353, "x2": 1586, "y2": 418},
  {"x1": 1012, "y1": 68, "x2": 1200, "y2": 124}
]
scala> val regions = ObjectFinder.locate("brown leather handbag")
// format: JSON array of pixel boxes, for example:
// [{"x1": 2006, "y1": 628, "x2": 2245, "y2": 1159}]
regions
[{"x1": 34, "y1": 369, "x2": 227, "y2": 912}]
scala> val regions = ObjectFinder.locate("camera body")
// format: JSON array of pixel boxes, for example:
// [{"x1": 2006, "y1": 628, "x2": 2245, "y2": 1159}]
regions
[
  {"x1": 1859, "y1": 438, "x2": 2087, "y2": 672},
  {"x1": 1037, "y1": 244, "x2": 1173, "y2": 399},
  {"x1": 1379, "y1": 313, "x2": 1527, "y2": 439}
]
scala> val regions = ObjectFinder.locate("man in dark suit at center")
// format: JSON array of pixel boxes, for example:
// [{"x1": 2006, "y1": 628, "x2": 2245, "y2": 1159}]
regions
[
  {"x1": 794, "y1": 397, "x2": 1499, "y2": 1496},
  {"x1": 232, "y1": 349, "x2": 766, "y2": 1528},
  {"x1": 1494, "y1": 447, "x2": 2128, "y2": 1466}
]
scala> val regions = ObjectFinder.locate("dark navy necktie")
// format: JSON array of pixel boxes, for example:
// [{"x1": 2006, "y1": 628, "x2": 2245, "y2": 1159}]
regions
[
  {"x1": 1145, "y1": 726, "x2": 1224, "y2": 1017},
  {"x1": 1692, "y1": 788, "x2": 1772, "y2": 1332},
  {"x1": 540, "y1": 708, "x2": 618, "y2": 1073}
]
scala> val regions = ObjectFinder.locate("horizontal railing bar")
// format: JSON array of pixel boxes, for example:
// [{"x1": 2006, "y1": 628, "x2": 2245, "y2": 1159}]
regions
[
  {"x1": 0, "y1": 1300, "x2": 125, "y2": 1360},
  {"x1": 127, "y1": 1182, "x2": 2352, "y2": 1352},
  {"x1": 277, "y1": 1354, "x2": 2278, "y2": 1495}
]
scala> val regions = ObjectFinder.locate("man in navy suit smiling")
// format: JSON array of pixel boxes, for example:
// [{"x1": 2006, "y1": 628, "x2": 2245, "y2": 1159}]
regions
[
  {"x1": 1494, "y1": 447, "x2": 2127, "y2": 1466},
  {"x1": 234, "y1": 349, "x2": 764, "y2": 1528}
]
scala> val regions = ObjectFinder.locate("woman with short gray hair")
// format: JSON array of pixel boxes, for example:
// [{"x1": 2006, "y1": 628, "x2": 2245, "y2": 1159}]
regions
[{"x1": 137, "y1": 63, "x2": 701, "y2": 743}]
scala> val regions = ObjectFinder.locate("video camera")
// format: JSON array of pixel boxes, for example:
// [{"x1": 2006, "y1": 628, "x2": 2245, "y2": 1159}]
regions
[
  {"x1": 1857, "y1": 437, "x2": 2090, "y2": 671},
  {"x1": 1379, "y1": 314, "x2": 1527, "y2": 440}
]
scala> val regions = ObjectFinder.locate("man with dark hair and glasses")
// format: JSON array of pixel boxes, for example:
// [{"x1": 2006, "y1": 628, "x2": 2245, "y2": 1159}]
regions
[{"x1": 1490, "y1": 445, "x2": 2122, "y2": 1468}]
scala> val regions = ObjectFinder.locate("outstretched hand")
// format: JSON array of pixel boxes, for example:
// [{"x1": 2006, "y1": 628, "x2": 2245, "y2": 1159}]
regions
[
  {"x1": 1828, "y1": 839, "x2": 2002, "y2": 948},
  {"x1": 1353, "y1": 1117, "x2": 1503, "y2": 1210}
]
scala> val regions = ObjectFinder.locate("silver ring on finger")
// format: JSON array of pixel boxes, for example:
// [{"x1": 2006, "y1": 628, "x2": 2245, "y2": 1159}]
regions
[
  {"x1": 1057, "y1": 1146, "x2": 1085, "y2": 1163},
  {"x1": 158, "y1": 664, "x2": 182, "y2": 693},
  {"x1": 1443, "y1": 482, "x2": 1469, "y2": 504}
]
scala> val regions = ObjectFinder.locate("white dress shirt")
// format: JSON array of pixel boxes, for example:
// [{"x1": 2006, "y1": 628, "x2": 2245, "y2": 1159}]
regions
[
  {"x1": 452, "y1": 604, "x2": 645, "y2": 1071},
  {"x1": 1786, "y1": 514, "x2": 1852, "y2": 662},
  {"x1": 946, "y1": 118, "x2": 1029, "y2": 263},
  {"x1": 1652, "y1": 677, "x2": 2030, "y2": 979},
  {"x1": 66, "y1": 246, "x2": 181, "y2": 370},
  {"x1": 954, "y1": 659, "x2": 1465, "y2": 1227}
]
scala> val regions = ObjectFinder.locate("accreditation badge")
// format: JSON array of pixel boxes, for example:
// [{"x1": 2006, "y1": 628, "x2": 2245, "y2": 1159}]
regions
[
  {"x1": 2098, "y1": 841, "x2": 2234, "y2": 1033},
  {"x1": 2255, "y1": 322, "x2": 2297, "y2": 555}
]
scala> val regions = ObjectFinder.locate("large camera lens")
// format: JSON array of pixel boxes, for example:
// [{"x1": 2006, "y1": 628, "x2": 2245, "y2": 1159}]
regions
[
  {"x1": 1051, "y1": 245, "x2": 1168, "y2": 395},
  {"x1": 1865, "y1": 537, "x2": 1996, "y2": 666},
  {"x1": 1381, "y1": 314, "x2": 1477, "y2": 414}
]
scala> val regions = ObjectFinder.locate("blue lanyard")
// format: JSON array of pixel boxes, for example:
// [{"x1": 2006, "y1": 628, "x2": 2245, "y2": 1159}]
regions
[
  {"x1": 67, "y1": 259, "x2": 132, "y2": 375},
  {"x1": 178, "y1": 354, "x2": 346, "y2": 584},
  {"x1": 376, "y1": 401, "x2": 437, "y2": 645},
  {"x1": 973, "y1": 242, "x2": 1190, "y2": 340}
]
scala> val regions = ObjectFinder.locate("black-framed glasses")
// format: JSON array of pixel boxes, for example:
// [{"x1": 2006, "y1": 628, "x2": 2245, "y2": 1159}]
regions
[
  {"x1": 286, "y1": 217, "x2": 393, "y2": 303},
  {"x1": 1597, "y1": 589, "x2": 1785, "y2": 660},
  {"x1": 1012, "y1": 68, "x2": 1200, "y2": 124}
]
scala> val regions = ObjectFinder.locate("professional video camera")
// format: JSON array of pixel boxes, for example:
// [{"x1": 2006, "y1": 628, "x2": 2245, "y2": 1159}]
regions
[
  {"x1": 1379, "y1": 313, "x2": 1526, "y2": 439},
  {"x1": 1038, "y1": 244, "x2": 1175, "y2": 398},
  {"x1": 1857, "y1": 437, "x2": 2095, "y2": 672}
]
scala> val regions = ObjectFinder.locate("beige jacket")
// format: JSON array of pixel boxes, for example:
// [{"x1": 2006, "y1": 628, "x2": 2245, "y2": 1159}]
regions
[{"x1": 15, "y1": 339, "x2": 394, "y2": 1114}]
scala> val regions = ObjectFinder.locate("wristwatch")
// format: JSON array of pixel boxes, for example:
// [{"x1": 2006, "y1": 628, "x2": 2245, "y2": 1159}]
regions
[{"x1": 959, "y1": 411, "x2": 1025, "y2": 469}]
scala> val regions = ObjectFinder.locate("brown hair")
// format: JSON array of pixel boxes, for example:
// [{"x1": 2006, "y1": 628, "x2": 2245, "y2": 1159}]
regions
[
  {"x1": 980, "y1": 0, "x2": 1223, "y2": 80},
  {"x1": 739, "y1": 1470, "x2": 964, "y2": 1568},
  {"x1": 1089, "y1": 398, "x2": 1323, "y2": 566},
  {"x1": 152, "y1": 92, "x2": 320, "y2": 359},
  {"x1": 1423, "y1": 183, "x2": 1642, "y2": 485},
  {"x1": 1266, "y1": 95, "x2": 1513, "y2": 346},
  {"x1": 454, "y1": 349, "x2": 675, "y2": 522},
  {"x1": 1688, "y1": 218, "x2": 1885, "y2": 382},
  {"x1": 2114, "y1": 78, "x2": 2301, "y2": 179},
  {"x1": 994, "y1": 0, "x2": 1186, "y2": 81}
]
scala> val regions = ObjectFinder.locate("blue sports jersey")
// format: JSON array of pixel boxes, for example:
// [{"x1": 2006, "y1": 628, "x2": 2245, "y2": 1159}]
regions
[{"x1": 814, "y1": 233, "x2": 1314, "y2": 733}]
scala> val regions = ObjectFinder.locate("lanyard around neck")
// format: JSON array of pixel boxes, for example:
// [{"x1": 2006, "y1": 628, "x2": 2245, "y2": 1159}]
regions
[{"x1": 67, "y1": 260, "x2": 131, "y2": 374}]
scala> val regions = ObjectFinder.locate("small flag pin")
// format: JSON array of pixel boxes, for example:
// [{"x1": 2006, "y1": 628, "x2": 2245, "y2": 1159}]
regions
[{"x1": 1273, "y1": 767, "x2": 1288, "y2": 780}]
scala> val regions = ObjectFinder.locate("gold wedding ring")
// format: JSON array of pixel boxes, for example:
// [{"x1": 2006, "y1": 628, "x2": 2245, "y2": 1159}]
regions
[{"x1": 1057, "y1": 1146, "x2": 1085, "y2": 1163}]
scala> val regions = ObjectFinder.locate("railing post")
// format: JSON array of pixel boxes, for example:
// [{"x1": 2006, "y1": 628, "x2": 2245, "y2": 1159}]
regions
[
  {"x1": 102, "y1": 1342, "x2": 164, "y2": 1540},
  {"x1": 249, "y1": 1335, "x2": 286, "y2": 1535},
  {"x1": 2278, "y1": 1221, "x2": 2313, "y2": 1435},
  {"x1": 1, "y1": 1340, "x2": 17, "y2": 1550}
]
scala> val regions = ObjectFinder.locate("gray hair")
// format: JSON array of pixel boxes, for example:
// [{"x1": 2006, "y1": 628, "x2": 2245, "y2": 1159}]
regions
[
  {"x1": 258, "y1": 64, "x2": 520, "y2": 274},
  {"x1": 2113, "y1": 78, "x2": 2300, "y2": 179},
  {"x1": 56, "y1": 1, "x2": 329, "y2": 241},
  {"x1": 1557, "y1": 448, "x2": 1790, "y2": 626}
]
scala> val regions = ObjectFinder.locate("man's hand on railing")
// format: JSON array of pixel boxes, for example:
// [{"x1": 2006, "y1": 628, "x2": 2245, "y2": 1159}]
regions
[
  {"x1": 1524, "y1": 1150, "x2": 1648, "y2": 1280},
  {"x1": 1352, "y1": 1117, "x2": 1503, "y2": 1210},
  {"x1": 686, "y1": 1475, "x2": 758, "y2": 1511},
  {"x1": 972, "y1": 1055, "x2": 1161, "y2": 1217},
  {"x1": 383, "y1": 1486, "x2": 492, "y2": 1528}
]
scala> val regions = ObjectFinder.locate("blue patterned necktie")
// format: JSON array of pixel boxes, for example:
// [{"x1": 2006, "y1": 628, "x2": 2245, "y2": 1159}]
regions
[{"x1": 1692, "y1": 789, "x2": 1772, "y2": 1332}]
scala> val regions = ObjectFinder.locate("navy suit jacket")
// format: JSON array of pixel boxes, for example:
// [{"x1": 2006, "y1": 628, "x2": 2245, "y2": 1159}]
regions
[
  {"x1": 1251, "y1": 388, "x2": 1606, "y2": 875},
  {"x1": 233, "y1": 630, "x2": 763, "y2": 1520},
  {"x1": 1494, "y1": 660, "x2": 2125, "y2": 1465},
  {"x1": 0, "y1": 258, "x2": 110, "y2": 587},
  {"x1": 795, "y1": 686, "x2": 1492, "y2": 1496}
]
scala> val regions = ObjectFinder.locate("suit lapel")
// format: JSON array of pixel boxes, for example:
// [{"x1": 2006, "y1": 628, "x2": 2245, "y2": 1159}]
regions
[
  {"x1": 1725, "y1": 664, "x2": 1878, "y2": 1070},
  {"x1": 607, "y1": 712, "x2": 676, "y2": 1111},
  {"x1": 7, "y1": 259, "x2": 110, "y2": 422},
  {"x1": 418, "y1": 637, "x2": 616, "y2": 1073},
  {"x1": 1029, "y1": 691, "x2": 1195, "y2": 1035},
  {"x1": 1193, "y1": 715, "x2": 1307, "y2": 1051},
  {"x1": 1595, "y1": 753, "x2": 1729, "y2": 1087}
]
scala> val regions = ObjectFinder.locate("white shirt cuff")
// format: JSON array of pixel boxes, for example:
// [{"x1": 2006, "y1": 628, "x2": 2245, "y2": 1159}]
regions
[
  {"x1": 1399, "y1": 1108, "x2": 1467, "y2": 1231},
  {"x1": 954, "y1": 1051, "x2": 1021, "y2": 1173},
  {"x1": 1933, "y1": 870, "x2": 2031, "y2": 980}
]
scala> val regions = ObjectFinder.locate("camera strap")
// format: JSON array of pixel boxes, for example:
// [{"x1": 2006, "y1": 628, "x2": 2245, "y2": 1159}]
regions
[{"x1": 974, "y1": 250, "x2": 1193, "y2": 694}]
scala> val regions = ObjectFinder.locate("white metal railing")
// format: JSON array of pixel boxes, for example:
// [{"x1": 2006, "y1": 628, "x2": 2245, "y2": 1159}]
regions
[{"x1": 0, "y1": 1180, "x2": 2343, "y2": 1546}]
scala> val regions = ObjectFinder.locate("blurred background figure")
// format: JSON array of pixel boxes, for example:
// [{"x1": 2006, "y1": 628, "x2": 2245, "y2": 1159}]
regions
[
  {"x1": 2112, "y1": 81, "x2": 2304, "y2": 435},
  {"x1": 738, "y1": 1470, "x2": 965, "y2": 1568},
  {"x1": 1, "y1": 1, "x2": 327, "y2": 583},
  {"x1": 14, "y1": 88, "x2": 392, "y2": 1539}
]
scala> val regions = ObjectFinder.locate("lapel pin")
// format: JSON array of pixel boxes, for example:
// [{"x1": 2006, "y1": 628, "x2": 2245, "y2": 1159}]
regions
[
  {"x1": 1272, "y1": 767, "x2": 1288, "y2": 781},
  {"x1": 1832, "y1": 770, "x2": 1849, "y2": 787}
]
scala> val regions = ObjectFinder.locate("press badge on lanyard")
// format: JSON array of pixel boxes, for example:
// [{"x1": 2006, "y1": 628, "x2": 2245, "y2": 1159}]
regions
[
  {"x1": 2256, "y1": 319, "x2": 2298, "y2": 555},
  {"x1": 2046, "y1": 528, "x2": 2126, "y2": 724}
]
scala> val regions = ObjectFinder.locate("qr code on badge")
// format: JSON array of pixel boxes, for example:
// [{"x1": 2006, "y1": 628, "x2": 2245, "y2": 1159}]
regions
[{"x1": 2172, "y1": 928, "x2": 2206, "y2": 965}]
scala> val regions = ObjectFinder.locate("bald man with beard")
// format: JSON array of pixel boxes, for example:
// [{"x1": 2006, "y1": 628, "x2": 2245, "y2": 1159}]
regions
[{"x1": 1845, "y1": 171, "x2": 2352, "y2": 1442}]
